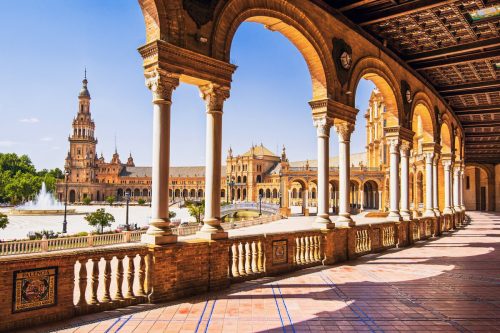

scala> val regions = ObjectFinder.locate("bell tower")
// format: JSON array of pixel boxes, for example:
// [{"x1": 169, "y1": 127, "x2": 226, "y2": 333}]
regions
[{"x1": 65, "y1": 71, "x2": 98, "y2": 183}]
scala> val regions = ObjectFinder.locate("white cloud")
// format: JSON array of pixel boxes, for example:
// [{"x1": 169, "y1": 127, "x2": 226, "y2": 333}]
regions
[
  {"x1": 0, "y1": 140, "x2": 16, "y2": 147},
  {"x1": 41, "y1": 137, "x2": 53, "y2": 142},
  {"x1": 19, "y1": 117, "x2": 39, "y2": 123}
]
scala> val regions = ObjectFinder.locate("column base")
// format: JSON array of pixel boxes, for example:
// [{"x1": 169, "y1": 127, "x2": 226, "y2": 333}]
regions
[
  {"x1": 280, "y1": 207, "x2": 291, "y2": 217},
  {"x1": 443, "y1": 207, "x2": 453, "y2": 215},
  {"x1": 388, "y1": 211, "x2": 402, "y2": 222},
  {"x1": 433, "y1": 209, "x2": 441, "y2": 216},
  {"x1": 313, "y1": 215, "x2": 335, "y2": 229},
  {"x1": 141, "y1": 233, "x2": 177, "y2": 245},
  {"x1": 400, "y1": 210, "x2": 411, "y2": 221},
  {"x1": 303, "y1": 208, "x2": 310, "y2": 216},
  {"x1": 336, "y1": 214, "x2": 355, "y2": 227},
  {"x1": 454, "y1": 206, "x2": 462, "y2": 213},
  {"x1": 196, "y1": 230, "x2": 228, "y2": 240},
  {"x1": 423, "y1": 209, "x2": 436, "y2": 218}
]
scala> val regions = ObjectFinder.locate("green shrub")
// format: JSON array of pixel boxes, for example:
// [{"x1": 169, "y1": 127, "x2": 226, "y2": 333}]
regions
[
  {"x1": 169, "y1": 211, "x2": 176, "y2": 218},
  {"x1": 0, "y1": 212, "x2": 8, "y2": 229},
  {"x1": 85, "y1": 208, "x2": 115, "y2": 234},
  {"x1": 82, "y1": 197, "x2": 91, "y2": 205},
  {"x1": 105, "y1": 196, "x2": 115, "y2": 206},
  {"x1": 138, "y1": 198, "x2": 145, "y2": 205}
]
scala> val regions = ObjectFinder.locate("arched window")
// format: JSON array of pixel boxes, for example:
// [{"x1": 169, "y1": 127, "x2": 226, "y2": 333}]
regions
[{"x1": 256, "y1": 175, "x2": 262, "y2": 183}]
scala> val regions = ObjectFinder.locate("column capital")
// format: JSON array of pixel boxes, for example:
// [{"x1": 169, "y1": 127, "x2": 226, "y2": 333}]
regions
[
  {"x1": 400, "y1": 141, "x2": 411, "y2": 156},
  {"x1": 313, "y1": 116, "x2": 333, "y2": 138},
  {"x1": 442, "y1": 159, "x2": 452, "y2": 168},
  {"x1": 199, "y1": 83, "x2": 230, "y2": 113},
  {"x1": 424, "y1": 151, "x2": 435, "y2": 163},
  {"x1": 334, "y1": 122, "x2": 355, "y2": 142},
  {"x1": 145, "y1": 68, "x2": 180, "y2": 102},
  {"x1": 387, "y1": 138, "x2": 400, "y2": 153}
]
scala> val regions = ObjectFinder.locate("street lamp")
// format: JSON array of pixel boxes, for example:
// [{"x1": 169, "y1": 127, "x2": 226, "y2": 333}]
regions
[
  {"x1": 63, "y1": 169, "x2": 70, "y2": 234},
  {"x1": 125, "y1": 192, "x2": 131, "y2": 231},
  {"x1": 259, "y1": 193, "x2": 263, "y2": 216}
]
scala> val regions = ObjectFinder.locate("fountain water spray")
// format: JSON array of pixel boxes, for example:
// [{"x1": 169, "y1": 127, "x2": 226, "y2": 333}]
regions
[{"x1": 17, "y1": 182, "x2": 64, "y2": 210}]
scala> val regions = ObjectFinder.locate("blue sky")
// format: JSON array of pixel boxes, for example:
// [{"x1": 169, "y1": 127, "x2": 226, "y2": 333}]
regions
[{"x1": 0, "y1": 1, "x2": 374, "y2": 170}]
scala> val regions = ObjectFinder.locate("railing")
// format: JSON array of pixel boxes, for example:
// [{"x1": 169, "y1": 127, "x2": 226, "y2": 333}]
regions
[
  {"x1": 287, "y1": 166, "x2": 383, "y2": 172},
  {"x1": 382, "y1": 225, "x2": 395, "y2": 247},
  {"x1": 294, "y1": 235, "x2": 322, "y2": 265},
  {"x1": 0, "y1": 230, "x2": 145, "y2": 256},
  {"x1": 75, "y1": 248, "x2": 149, "y2": 309},
  {"x1": 355, "y1": 229, "x2": 371, "y2": 254},
  {"x1": 230, "y1": 238, "x2": 265, "y2": 278}
]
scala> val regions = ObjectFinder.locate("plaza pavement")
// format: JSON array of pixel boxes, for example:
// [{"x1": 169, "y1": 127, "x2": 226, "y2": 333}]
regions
[{"x1": 16, "y1": 211, "x2": 500, "y2": 333}]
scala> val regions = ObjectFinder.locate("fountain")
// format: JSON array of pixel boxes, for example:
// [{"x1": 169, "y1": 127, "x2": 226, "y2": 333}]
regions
[{"x1": 9, "y1": 182, "x2": 77, "y2": 216}]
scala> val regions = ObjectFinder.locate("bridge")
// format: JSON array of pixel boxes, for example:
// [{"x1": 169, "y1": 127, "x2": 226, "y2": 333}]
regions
[{"x1": 221, "y1": 202, "x2": 280, "y2": 217}]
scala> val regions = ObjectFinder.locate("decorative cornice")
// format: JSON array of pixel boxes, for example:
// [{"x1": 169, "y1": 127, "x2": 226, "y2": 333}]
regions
[
  {"x1": 138, "y1": 40, "x2": 237, "y2": 88},
  {"x1": 309, "y1": 99, "x2": 357, "y2": 123}
]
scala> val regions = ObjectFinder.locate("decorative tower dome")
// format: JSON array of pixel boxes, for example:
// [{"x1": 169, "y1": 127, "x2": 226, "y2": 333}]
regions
[{"x1": 79, "y1": 69, "x2": 91, "y2": 99}]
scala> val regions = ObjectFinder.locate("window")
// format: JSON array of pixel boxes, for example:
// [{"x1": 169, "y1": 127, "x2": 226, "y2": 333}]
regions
[{"x1": 466, "y1": 176, "x2": 470, "y2": 190}]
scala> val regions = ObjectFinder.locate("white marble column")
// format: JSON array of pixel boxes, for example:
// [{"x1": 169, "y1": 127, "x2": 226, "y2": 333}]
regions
[
  {"x1": 378, "y1": 191, "x2": 383, "y2": 211},
  {"x1": 313, "y1": 117, "x2": 334, "y2": 228},
  {"x1": 424, "y1": 152, "x2": 436, "y2": 217},
  {"x1": 335, "y1": 123, "x2": 355, "y2": 226},
  {"x1": 432, "y1": 155, "x2": 440, "y2": 216},
  {"x1": 453, "y1": 166, "x2": 461, "y2": 212},
  {"x1": 459, "y1": 167, "x2": 465, "y2": 211},
  {"x1": 359, "y1": 189, "x2": 364, "y2": 212},
  {"x1": 198, "y1": 84, "x2": 229, "y2": 239},
  {"x1": 388, "y1": 138, "x2": 401, "y2": 221},
  {"x1": 442, "y1": 160, "x2": 453, "y2": 214},
  {"x1": 400, "y1": 142, "x2": 411, "y2": 220},
  {"x1": 142, "y1": 69, "x2": 179, "y2": 245}
]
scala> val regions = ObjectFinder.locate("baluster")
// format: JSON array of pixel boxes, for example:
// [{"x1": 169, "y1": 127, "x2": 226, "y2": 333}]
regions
[
  {"x1": 76, "y1": 261, "x2": 88, "y2": 306},
  {"x1": 244, "y1": 242, "x2": 251, "y2": 274},
  {"x1": 115, "y1": 256, "x2": 124, "y2": 300},
  {"x1": 309, "y1": 236, "x2": 315, "y2": 262},
  {"x1": 89, "y1": 259, "x2": 99, "y2": 305},
  {"x1": 300, "y1": 237, "x2": 306, "y2": 264},
  {"x1": 125, "y1": 256, "x2": 134, "y2": 298},
  {"x1": 102, "y1": 258, "x2": 112, "y2": 303},
  {"x1": 257, "y1": 241, "x2": 264, "y2": 272},
  {"x1": 144, "y1": 254, "x2": 151, "y2": 296},
  {"x1": 237, "y1": 242, "x2": 245, "y2": 276},
  {"x1": 231, "y1": 243, "x2": 239, "y2": 277},
  {"x1": 136, "y1": 255, "x2": 146, "y2": 296},
  {"x1": 295, "y1": 238, "x2": 301, "y2": 264},
  {"x1": 315, "y1": 236, "x2": 320, "y2": 261},
  {"x1": 251, "y1": 241, "x2": 258, "y2": 273}
]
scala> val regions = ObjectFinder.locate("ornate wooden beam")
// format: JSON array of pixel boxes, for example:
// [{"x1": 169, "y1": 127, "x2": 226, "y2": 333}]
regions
[
  {"x1": 405, "y1": 38, "x2": 500, "y2": 62},
  {"x1": 453, "y1": 104, "x2": 500, "y2": 115},
  {"x1": 464, "y1": 132, "x2": 500, "y2": 137},
  {"x1": 441, "y1": 85, "x2": 500, "y2": 97},
  {"x1": 353, "y1": 0, "x2": 454, "y2": 26},
  {"x1": 439, "y1": 79, "x2": 500, "y2": 94},
  {"x1": 462, "y1": 121, "x2": 500, "y2": 128},
  {"x1": 412, "y1": 49, "x2": 499, "y2": 70}
]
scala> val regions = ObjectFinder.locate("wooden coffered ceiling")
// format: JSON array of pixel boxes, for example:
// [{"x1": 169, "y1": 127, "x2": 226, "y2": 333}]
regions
[{"x1": 327, "y1": 0, "x2": 500, "y2": 164}]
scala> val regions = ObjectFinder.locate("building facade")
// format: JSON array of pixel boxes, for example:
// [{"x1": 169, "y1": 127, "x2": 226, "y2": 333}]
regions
[{"x1": 57, "y1": 77, "x2": 388, "y2": 215}]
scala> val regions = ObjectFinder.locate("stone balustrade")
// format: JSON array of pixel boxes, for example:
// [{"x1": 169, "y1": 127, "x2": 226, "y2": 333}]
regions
[
  {"x1": 0, "y1": 215, "x2": 282, "y2": 256},
  {"x1": 0, "y1": 212, "x2": 466, "y2": 332}
]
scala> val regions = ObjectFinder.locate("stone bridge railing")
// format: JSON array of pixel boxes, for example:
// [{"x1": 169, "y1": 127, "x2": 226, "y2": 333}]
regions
[
  {"x1": 221, "y1": 202, "x2": 280, "y2": 215},
  {"x1": 0, "y1": 211, "x2": 466, "y2": 332}
]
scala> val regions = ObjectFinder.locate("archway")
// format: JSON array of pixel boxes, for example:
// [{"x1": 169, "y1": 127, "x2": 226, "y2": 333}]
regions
[
  {"x1": 69, "y1": 190, "x2": 76, "y2": 203},
  {"x1": 363, "y1": 180, "x2": 379, "y2": 210},
  {"x1": 289, "y1": 178, "x2": 308, "y2": 216}
]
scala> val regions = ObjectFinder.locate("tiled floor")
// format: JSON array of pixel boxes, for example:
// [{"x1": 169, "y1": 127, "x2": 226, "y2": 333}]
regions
[{"x1": 21, "y1": 212, "x2": 500, "y2": 332}]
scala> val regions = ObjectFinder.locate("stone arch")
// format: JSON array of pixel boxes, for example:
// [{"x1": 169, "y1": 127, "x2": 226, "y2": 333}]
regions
[
  {"x1": 410, "y1": 92, "x2": 437, "y2": 143},
  {"x1": 288, "y1": 177, "x2": 308, "y2": 189},
  {"x1": 69, "y1": 189, "x2": 76, "y2": 203},
  {"x1": 138, "y1": 0, "x2": 182, "y2": 44},
  {"x1": 348, "y1": 56, "x2": 403, "y2": 127},
  {"x1": 212, "y1": 0, "x2": 335, "y2": 100},
  {"x1": 440, "y1": 118, "x2": 452, "y2": 154}
]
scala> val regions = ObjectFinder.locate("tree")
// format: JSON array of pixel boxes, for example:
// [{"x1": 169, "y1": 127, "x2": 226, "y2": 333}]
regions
[
  {"x1": 187, "y1": 201, "x2": 205, "y2": 225},
  {"x1": 0, "y1": 213, "x2": 8, "y2": 229},
  {"x1": 105, "y1": 196, "x2": 115, "y2": 206},
  {"x1": 82, "y1": 197, "x2": 91, "y2": 205},
  {"x1": 85, "y1": 208, "x2": 115, "y2": 233}
]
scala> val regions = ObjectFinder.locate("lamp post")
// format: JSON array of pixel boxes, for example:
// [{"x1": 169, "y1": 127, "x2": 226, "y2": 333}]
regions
[
  {"x1": 125, "y1": 192, "x2": 130, "y2": 231},
  {"x1": 259, "y1": 193, "x2": 263, "y2": 216},
  {"x1": 63, "y1": 169, "x2": 70, "y2": 234}
]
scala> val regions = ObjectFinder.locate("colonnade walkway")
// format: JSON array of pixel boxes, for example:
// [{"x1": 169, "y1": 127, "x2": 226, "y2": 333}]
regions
[{"x1": 19, "y1": 212, "x2": 500, "y2": 333}]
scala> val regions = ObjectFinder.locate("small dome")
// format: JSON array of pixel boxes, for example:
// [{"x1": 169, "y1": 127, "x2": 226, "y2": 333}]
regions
[{"x1": 79, "y1": 78, "x2": 90, "y2": 98}]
